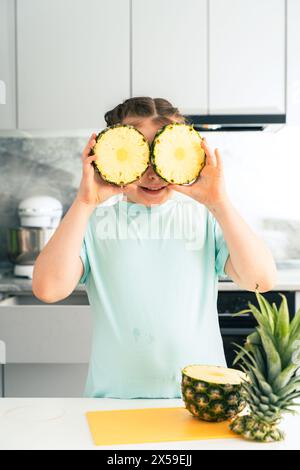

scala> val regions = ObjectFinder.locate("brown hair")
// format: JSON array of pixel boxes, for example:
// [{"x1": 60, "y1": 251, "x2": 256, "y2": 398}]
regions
[{"x1": 104, "y1": 96, "x2": 190, "y2": 127}]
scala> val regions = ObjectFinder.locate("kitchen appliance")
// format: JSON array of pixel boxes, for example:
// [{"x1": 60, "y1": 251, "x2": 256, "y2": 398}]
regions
[
  {"x1": 7, "y1": 196, "x2": 63, "y2": 278},
  {"x1": 18, "y1": 196, "x2": 63, "y2": 227},
  {"x1": 218, "y1": 289, "x2": 296, "y2": 368},
  {"x1": 184, "y1": 114, "x2": 286, "y2": 132}
]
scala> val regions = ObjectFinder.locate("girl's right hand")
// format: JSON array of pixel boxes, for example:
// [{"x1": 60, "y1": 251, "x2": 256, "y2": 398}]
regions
[{"x1": 76, "y1": 133, "x2": 123, "y2": 206}]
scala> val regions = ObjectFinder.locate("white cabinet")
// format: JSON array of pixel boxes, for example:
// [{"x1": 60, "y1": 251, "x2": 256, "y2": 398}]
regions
[
  {"x1": 2, "y1": 0, "x2": 289, "y2": 130},
  {"x1": 0, "y1": 0, "x2": 16, "y2": 129},
  {"x1": 5, "y1": 364, "x2": 88, "y2": 397},
  {"x1": 17, "y1": 0, "x2": 130, "y2": 130},
  {"x1": 0, "y1": 295, "x2": 92, "y2": 363},
  {"x1": 132, "y1": 0, "x2": 208, "y2": 114},
  {"x1": 287, "y1": 0, "x2": 300, "y2": 124},
  {"x1": 209, "y1": 0, "x2": 285, "y2": 115}
]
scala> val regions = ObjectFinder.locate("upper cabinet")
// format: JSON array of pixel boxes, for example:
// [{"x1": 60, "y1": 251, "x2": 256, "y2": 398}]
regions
[
  {"x1": 1, "y1": 0, "x2": 292, "y2": 131},
  {"x1": 287, "y1": 0, "x2": 300, "y2": 124},
  {"x1": 0, "y1": 0, "x2": 16, "y2": 129},
  {"x1": 209, "y1": 0, "x2": 285, "y2": 115},
  {"x1": 17, "y1": 0, "x2": 130, "y2": 130},
  {"x1": 131, "y1": 0, "x2": 208, "y2": 115}
]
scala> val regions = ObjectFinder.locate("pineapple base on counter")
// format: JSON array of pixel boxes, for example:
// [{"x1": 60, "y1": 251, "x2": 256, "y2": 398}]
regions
[
  {"x1": 91, "y1": 123, "x2": 206, "y2": 186},
  {"x1": 229, "y1": 291, "x2": 300, "y2": 442},
  {"x1": 181, "y1": 365, "x2": 246, "y2": 423}
]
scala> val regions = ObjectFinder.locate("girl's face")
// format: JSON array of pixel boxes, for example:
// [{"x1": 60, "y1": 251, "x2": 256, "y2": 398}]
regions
[{"x1": 121, "y1": 116, "x2": 178, "y2": 206}]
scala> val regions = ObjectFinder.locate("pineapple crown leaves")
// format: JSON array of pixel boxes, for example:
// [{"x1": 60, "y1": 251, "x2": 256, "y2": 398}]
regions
[
  {"x1": 275, "y1": 294, "x2": 290, "y2": 354},
  {"x1": 234, "y1": 344, "x2": 274, "y2": 395},
  {"x1": 255, "y1": 293, "x2": 276, "y2": 334},
  {"x1": 234, "y1": 344, "x2": 300, "y2": 419},
  {"x1": 272, "y1": 363, "x2": 299, "y2": 393},
  {"x1": 290, "y1": 306, "x2": 300, "y2": 339},
  {"x1": 232, "y1": 290, "x2": 300, "y2": 422},
  {"x1": 257, "y1": 326, "x2": 282, "y2": 384},
  {"x1": 233, "y1": 341, "x2": 265, "y2": 376},
  {"x1": 279, "y1": 375, "x2": 300, "y2": 396},
  {"x1": 235, "y1": 290, "x2": 300, "y2": 370}
]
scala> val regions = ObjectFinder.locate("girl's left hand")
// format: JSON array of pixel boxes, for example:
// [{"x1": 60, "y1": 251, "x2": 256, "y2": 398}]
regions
[{"x1": 169, "y1": 138, "x2": 228, "y2": 209}]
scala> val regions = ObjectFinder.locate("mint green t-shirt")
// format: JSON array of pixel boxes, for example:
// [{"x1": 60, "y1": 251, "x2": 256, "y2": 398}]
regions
[{"x1": 79, "y1": 192, "x2": 230, "y2": 399}]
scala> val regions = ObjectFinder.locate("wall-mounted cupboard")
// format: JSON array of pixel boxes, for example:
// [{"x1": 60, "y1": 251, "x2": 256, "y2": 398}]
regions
[{"x1": 0, "y1": 0, "x2": 296, "y2": 131}]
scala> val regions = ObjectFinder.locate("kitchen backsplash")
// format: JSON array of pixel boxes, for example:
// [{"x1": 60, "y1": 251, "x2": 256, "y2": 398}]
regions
[{"x1": 0, "y1": 126, "x2": 299, "y2": 263}]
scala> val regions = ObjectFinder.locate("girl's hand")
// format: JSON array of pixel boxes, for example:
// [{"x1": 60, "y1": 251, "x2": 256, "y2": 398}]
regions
[
  {"x1": 169, "y1": 138, "x2": 228, "y2": 209},
  {"x1": 76, "y1": 133, "x2": 123, "y2": 206}
]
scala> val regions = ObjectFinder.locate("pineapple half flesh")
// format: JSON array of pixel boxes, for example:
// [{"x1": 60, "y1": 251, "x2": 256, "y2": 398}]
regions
[
  {"x1": 181, "y1": 365, "x2": 246, "y2": 422},
  {"x1": 151, "y1": 123, "x2": 206, "y2": 185},
  {"x1": 91, "y1": 124, "x2": 150, "y2": 186},
  {"x1": 230, "y1": 291, "x2": 300, "y2": 442}
]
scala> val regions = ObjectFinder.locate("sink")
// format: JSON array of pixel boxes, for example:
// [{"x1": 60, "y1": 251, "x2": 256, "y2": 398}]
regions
[{"x1": 0, "y1": 294, "x2": 89, "y2": 306}]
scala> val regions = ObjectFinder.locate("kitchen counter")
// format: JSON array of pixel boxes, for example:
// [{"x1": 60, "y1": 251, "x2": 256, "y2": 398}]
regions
[
  {"x1": 0, "y1": 397, "x2": 299, "y2": 450},
  {"x1": 1, "y1": 268, "x2": 300, "y2": 294}
]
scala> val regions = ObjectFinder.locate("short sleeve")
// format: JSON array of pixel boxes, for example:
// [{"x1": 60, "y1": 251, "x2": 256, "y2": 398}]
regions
[
  {"x1": 213, "y1": 217, "x2": 230, "y2": 277},
  {"x1": 79, "y1": 237, "x2": 90, "y2": 284}
]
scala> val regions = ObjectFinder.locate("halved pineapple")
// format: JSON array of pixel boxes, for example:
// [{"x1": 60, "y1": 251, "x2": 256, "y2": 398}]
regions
[
  {"x1": 91, "y1": 124, "x2": 150, "y2": 186},
  {"x1": 181, "y1": 365, "x2": 246, "y2": 422},
  {"x1": 151, "y1": 123, "x2": 206, "y2": 185}
]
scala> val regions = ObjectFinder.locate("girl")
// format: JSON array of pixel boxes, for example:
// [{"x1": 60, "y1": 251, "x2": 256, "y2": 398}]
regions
[{"x1": 32, "y1": 97, "x2": 277, "y2": 399}]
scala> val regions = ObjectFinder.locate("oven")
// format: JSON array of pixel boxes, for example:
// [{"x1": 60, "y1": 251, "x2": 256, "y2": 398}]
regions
[{"x1": 217, "y1": 289, "x2": 296, "y2": 369}]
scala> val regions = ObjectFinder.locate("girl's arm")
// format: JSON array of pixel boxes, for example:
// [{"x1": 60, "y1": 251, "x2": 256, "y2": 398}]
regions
[
  {"x1": 32, "y1": 197, "x2": 95, "y2": 302},
  {"x1": 169, "y1": 139, "x2": 277, "y2": 293},
  {"x1": 207, "y1": 196, "x2": 277, "y2": 292},
  {"x1": 32, "y1": 133, "x2": 123, "y2": 303}
]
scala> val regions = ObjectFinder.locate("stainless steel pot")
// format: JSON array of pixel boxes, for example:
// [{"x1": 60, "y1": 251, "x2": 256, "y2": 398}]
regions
[{"x1": 7, "y1": 227, "x2": 56, "y2": 265}]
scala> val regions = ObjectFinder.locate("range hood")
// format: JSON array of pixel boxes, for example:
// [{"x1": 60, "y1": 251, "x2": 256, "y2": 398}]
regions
[{"x1": 184, "y1": 114, "x2": 286, "y2": 132}]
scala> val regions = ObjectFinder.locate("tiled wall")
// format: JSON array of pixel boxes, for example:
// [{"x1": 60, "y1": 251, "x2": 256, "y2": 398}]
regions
[{"x1": 0, "y1": 126, "x2": 300, "y2": 262}]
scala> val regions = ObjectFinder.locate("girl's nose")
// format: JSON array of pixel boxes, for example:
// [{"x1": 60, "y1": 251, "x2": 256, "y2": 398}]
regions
[{"x1": 145, "y1": 165, "x2": 163, "y2": 181}]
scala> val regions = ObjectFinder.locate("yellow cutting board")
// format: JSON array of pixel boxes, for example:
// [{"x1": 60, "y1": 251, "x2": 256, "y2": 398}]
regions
[{"x1": 86, "y1": 406, "x2": 239, "y2": 446}]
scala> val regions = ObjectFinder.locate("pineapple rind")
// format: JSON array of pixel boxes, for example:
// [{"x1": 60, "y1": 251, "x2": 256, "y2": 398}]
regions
[
  {"x1": 181, "y1": 365, "x2": 246, "y2": 422},
  {"x1": 229, "y1": 415, "x2": 285, "y2": 442}
]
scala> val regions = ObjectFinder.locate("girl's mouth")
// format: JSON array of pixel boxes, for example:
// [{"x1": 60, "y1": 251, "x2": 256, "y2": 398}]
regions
[{"x1": 139, "y1": 186, "x2": 168, "y2": 196}]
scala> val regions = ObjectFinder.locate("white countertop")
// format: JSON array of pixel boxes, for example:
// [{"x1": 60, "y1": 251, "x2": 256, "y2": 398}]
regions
[
  {"x1": 1, "y1": 269, "x2": 300, "y2": 294},
  {"x1": 218, "y1": 268, "x2": 300, "y2": 291},
  {"x1": 0, "y1": 398, "x2": 299, "y2": 450}
]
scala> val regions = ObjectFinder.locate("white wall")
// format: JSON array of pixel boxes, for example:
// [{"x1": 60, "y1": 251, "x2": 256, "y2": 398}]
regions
[{"x1": 203, "y1": 126, "x2": 300, "y2": 260}]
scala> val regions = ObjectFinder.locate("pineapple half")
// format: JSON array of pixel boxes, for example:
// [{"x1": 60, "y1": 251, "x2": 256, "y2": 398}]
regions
[
  {"x1": 230, "y1": 291, "x2": 300, "y2": 442},
  {"x1": 151, "y1": 123, "x2": 206, "y2": 185},
  {"x1": 181, "y1": 365, "x2": 246, "y2": 422},
  {"x1": 91, "y1": 124, "x2": 150, "y2": 186}
]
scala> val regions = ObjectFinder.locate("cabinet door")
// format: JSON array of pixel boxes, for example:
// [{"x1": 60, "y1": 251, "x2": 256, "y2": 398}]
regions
[
  {"x1": 209, "y1": 0, "x2": 285, "y2": 114},
  {"x1": 287, "y1": 0, "x2": 300, "y2": 124},
  {"x1": 132, "y1": 0, "x2": 207, "y2": 114},
  {"x1": 0, "y1": 0, "x2": 16, "y2": 129},
  {"x1": 0, "y1": 296, "x2": 92, "y2": 363},
  {"x1": 17, "y1": 0, "x2": 130, "y2": 130}
]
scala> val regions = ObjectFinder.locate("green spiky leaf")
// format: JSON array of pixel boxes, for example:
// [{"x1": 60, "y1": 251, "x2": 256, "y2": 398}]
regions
[
  {"x1": 272, "y1": 363, "x2": 299, "y2": 393},
  {"x1": 255, "y1": 291, "x2": 276, "y2": 334},
  {"x1": 275, "y1": 294, "x2": 290, "y2": 356},
  {"x1": 290, "y1": 306, "x2": 300, "y2": 338}
]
